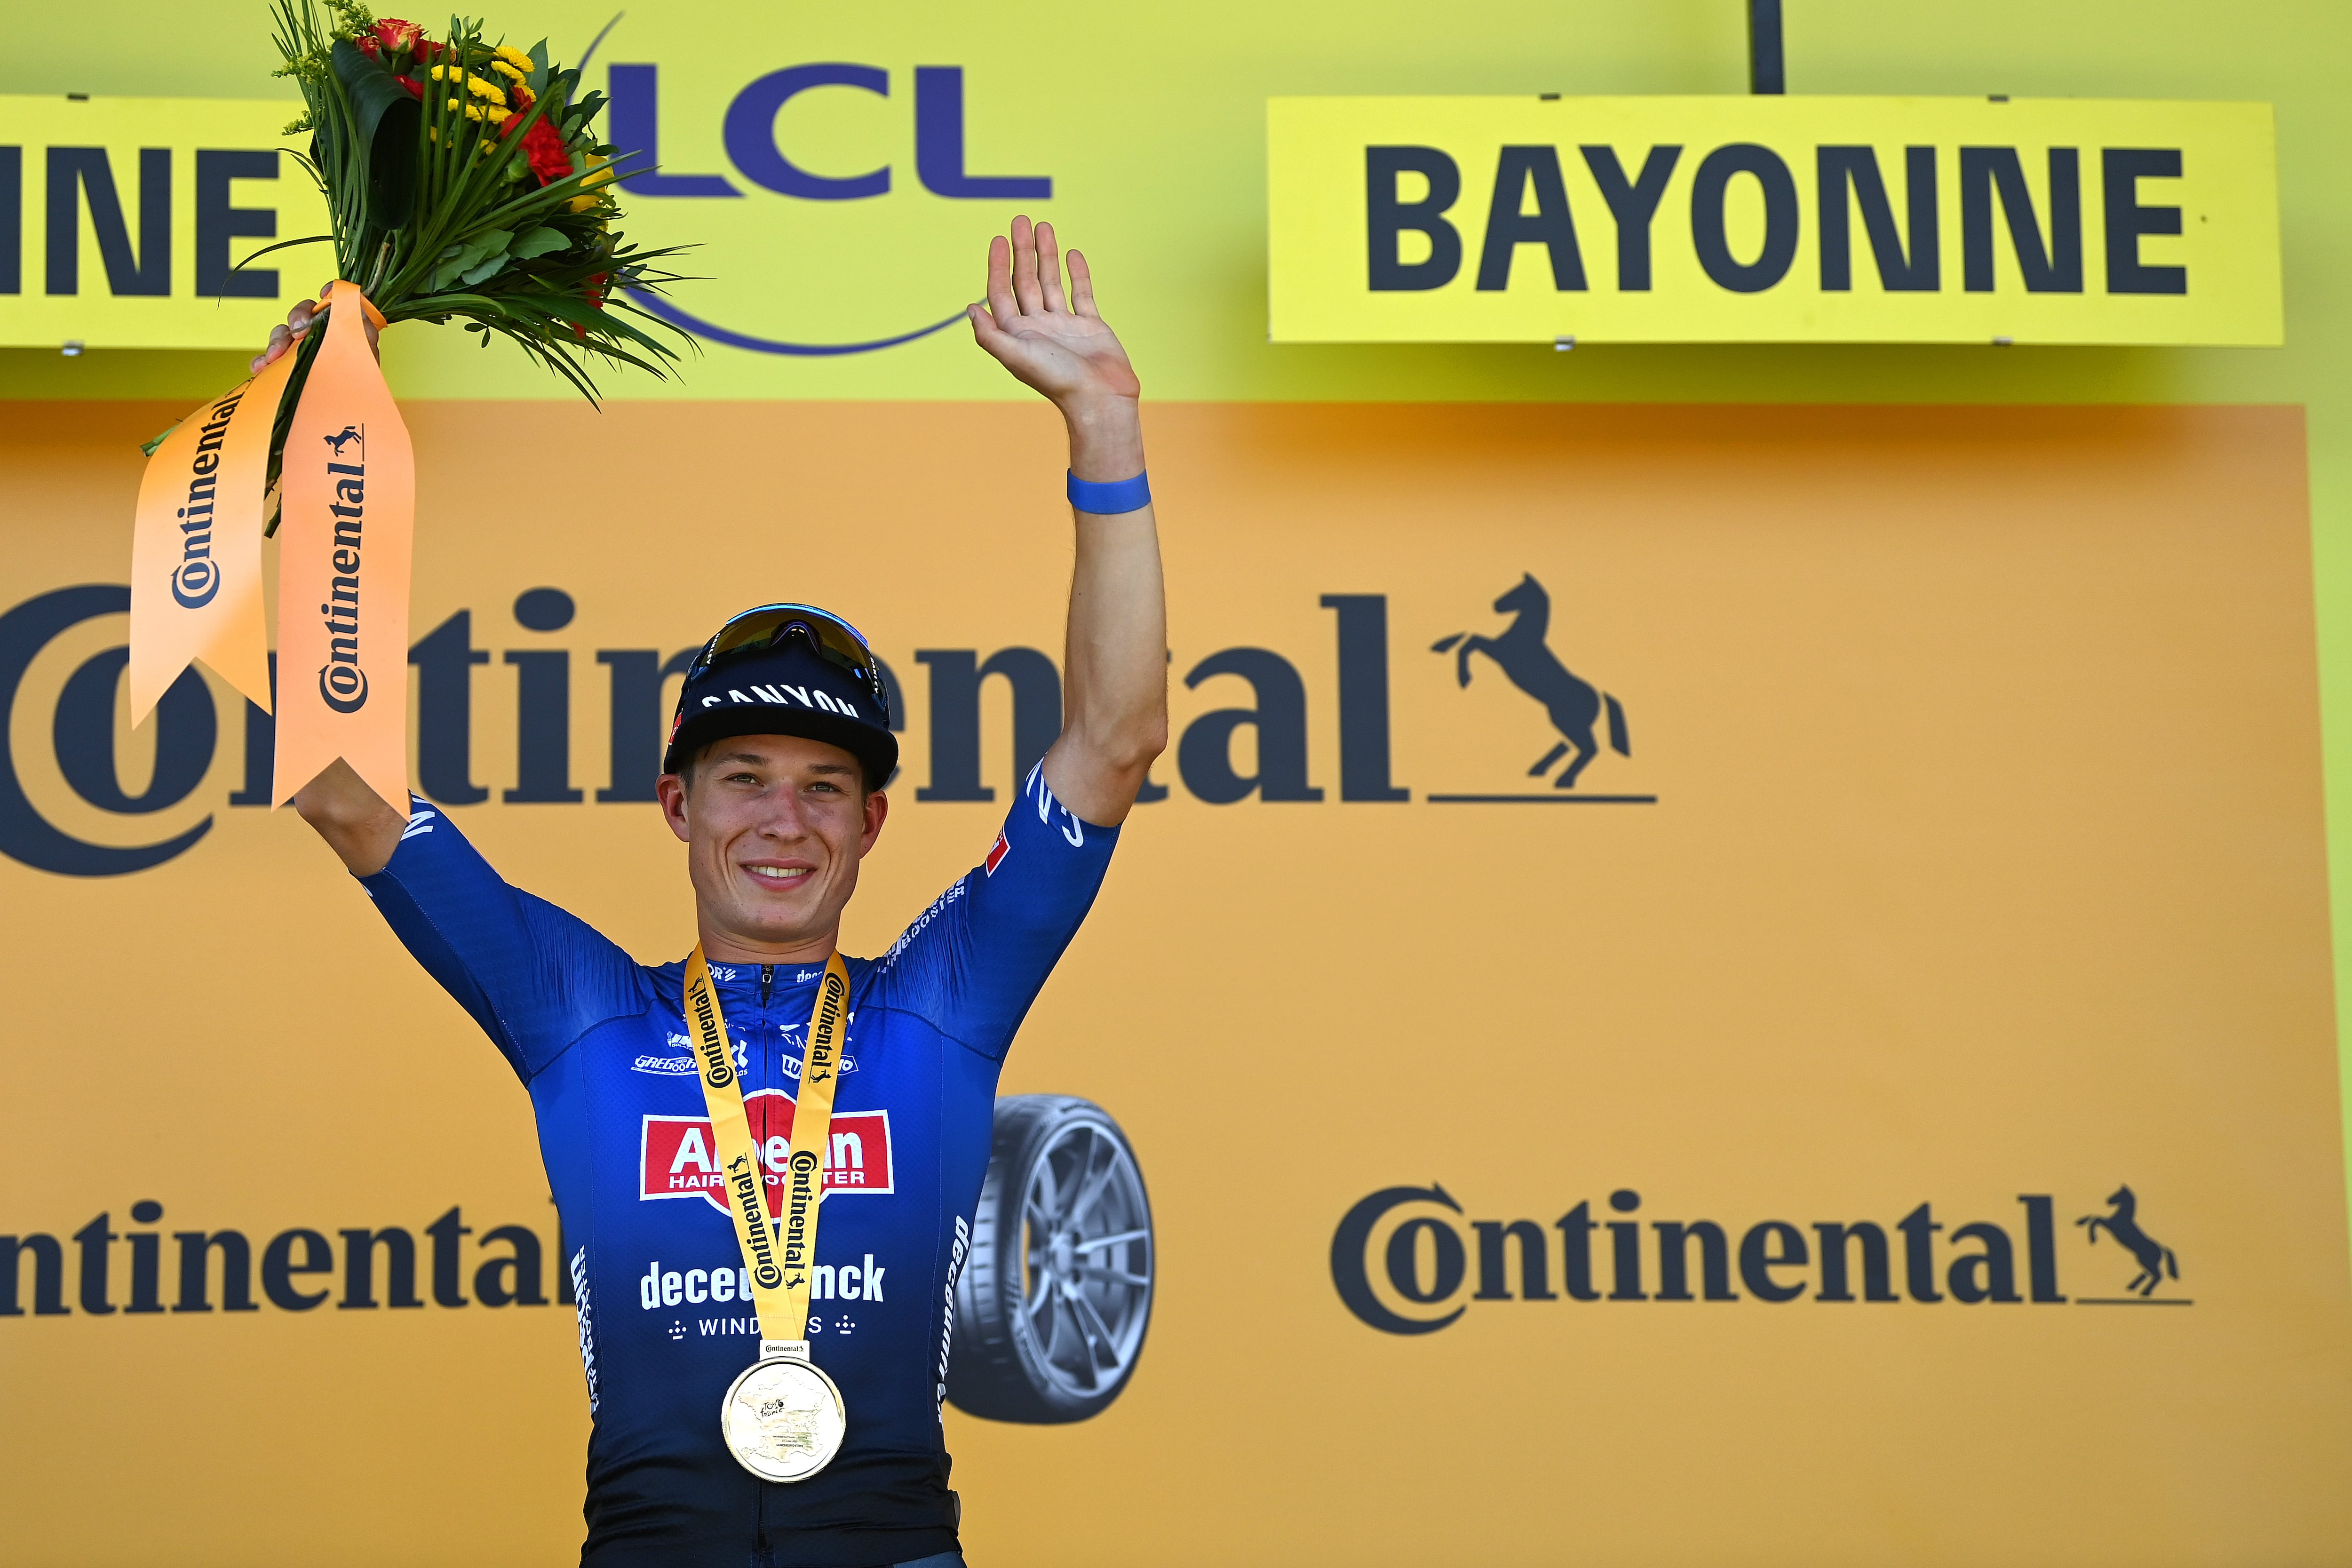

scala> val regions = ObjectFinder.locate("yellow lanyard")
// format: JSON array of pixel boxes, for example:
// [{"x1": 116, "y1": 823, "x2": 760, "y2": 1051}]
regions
[{"x1": 682, "y1": 946, "x2": 850, "y2": 1351}]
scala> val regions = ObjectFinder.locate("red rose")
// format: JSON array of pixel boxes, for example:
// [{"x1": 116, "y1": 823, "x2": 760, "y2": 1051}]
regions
[
  {"x1": 393, "y1": 75, "x2": 423, "y2": 100},
  {"x1": 370, "y1": 18, "x2": 423, "y2": 57}
]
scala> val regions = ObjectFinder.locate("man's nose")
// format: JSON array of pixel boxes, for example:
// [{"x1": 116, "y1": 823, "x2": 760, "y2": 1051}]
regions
[{"x1": 755, "y1": 789, "x2": 814, "y2": 841}]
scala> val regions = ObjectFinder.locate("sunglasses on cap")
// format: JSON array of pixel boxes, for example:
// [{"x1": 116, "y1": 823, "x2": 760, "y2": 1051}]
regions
[{"x1": 686, "y1": 603, "x2": 890, "y2": 726}]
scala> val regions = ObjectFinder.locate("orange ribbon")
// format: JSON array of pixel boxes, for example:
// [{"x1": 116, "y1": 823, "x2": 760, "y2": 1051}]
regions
[
  {"x1": 269, "y1": 282, "x2": 414, "y2": 814},
  {"x1": 127, "y1": 347, "x2": 298, "y2": 723}
]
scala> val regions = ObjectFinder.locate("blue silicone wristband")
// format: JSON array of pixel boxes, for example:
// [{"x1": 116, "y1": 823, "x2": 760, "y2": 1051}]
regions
[{"x1": 1066, "y1": 469, "x2": 1152, "y2": 514}]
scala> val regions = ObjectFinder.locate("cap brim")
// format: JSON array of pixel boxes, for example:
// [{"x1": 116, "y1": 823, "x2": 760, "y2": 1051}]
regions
[{"x1": 663, "y1": 706, "x2": 899, "y2": 789}]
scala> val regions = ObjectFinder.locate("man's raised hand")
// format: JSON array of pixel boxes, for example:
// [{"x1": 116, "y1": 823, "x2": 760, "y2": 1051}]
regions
[{"x1": 968, "y1": 217, "x2": 1143, "y2": 478}]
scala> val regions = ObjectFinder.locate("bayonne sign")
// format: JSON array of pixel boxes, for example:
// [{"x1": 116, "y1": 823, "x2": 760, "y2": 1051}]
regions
[{"x1": 1266, "y1": 95, "x2": 2281, "y2": 346}]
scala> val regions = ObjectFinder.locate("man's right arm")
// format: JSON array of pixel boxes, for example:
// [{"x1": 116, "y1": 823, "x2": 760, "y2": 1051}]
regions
[{"x1": 297, "y1": 757, "x2": 406, "y2": 876}]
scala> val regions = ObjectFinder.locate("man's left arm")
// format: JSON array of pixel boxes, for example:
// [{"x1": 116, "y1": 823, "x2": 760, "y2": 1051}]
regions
[{"x1": 968, "y1": 216, "x2": 1168, "y2": 826}]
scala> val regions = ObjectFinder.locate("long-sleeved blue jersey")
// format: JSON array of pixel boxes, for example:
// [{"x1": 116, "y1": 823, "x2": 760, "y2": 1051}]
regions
[{"x1": 358, "y1": 766, "x2": 1118, "y2": 1568}]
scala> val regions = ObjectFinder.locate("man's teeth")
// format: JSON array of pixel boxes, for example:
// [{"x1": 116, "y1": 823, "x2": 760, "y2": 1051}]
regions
[{"x1": 747, "y1": 866, "x2": 810, "y2": 882}]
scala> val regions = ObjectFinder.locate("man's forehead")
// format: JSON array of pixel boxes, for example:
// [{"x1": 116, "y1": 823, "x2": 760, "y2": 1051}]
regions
[{"x1": 710, "y1": 736, "x2": 858, "y2": 770}]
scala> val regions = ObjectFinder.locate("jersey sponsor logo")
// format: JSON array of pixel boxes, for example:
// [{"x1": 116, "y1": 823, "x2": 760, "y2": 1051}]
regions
[
  {"x1": 880, "y1": 880, "x2": 965, "y2": 973},
  {"x1": 636, "y1": 1034, "x2": 854, "y2": 1078},
  {"x1": 640, "y1": 1089, "x2": 894, "y2": 1212},
  {"x1": 1025, "y1": 761, "x2": 1086, "y2": 846},
  {"x1": 985, "y1": 830, "x2": 1010, "y2": 876},
  {"x1": 570, "y1": 1246, "x2": 601, "y2": 1415},
  {"x1": 639, "y1": 1252, "x2": 890, "y2": 1310}
]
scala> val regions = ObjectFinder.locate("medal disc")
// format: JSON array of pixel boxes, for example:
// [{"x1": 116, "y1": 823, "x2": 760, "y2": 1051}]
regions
[{"x1": 721, "y1": 1353, "x2": 847, "y2": 1482}]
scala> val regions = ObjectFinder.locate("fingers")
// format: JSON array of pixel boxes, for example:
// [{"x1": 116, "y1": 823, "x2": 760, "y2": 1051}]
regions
[
  {"x1": 1010, "y1": 214, "x2": 1045, "y2": 315},
  {"x1": 967, "y1": 301, "x2": 1012, "y2": 355},
  {"x1": 983, "y1": 234, "x2": 1018, "y2": 329},
  {"x1": 1035, "y1": 221, "x2": 1068, "y2": 313},
  {"x1": 253, "y1": 295, "x2": 321, "y2": 373},
  {"x1": 1067, "y1": 249, "x2": 1099, "y2": 318},
  {"x1": 251, "y1": 324, "x2": 288, "y2": 374}
]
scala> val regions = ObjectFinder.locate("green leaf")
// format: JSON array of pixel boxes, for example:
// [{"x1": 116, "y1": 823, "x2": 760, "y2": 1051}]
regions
[
  {"x1": 329, "y1": 38, "x2": 421, "y2": 232},
  {"x1": 428, "y1": 228, "x2": 514, "y2": 290},
  {"x1": 527, "y1": 39, "x2": 551, "y2": 96},
  {"x1": 509, "y1": 226, "x2": 571, "y2": 260}
]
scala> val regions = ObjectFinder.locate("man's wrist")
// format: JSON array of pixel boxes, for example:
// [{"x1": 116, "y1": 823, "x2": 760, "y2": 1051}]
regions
[{"x1": 1062, "y1": 395, "x2": 1145, "y2": 484}]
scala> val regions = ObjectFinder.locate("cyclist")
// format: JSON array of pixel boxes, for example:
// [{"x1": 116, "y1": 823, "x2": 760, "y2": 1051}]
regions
[{"x1": 263, "y1": 217, "x2": 1166, "y2": 1568}]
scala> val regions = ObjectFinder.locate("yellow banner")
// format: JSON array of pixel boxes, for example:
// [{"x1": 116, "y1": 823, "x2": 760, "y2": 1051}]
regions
[
  {"x1": 0, "y1": 95, "x2": 328, "y2": 350},
  {"x1": 1267, "y1": 95, "x2": 2282, "y2": 345}
]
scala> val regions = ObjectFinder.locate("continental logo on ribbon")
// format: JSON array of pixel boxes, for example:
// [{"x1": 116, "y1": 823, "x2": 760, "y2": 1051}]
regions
[
  {"x1": 728, "y1": 1152, "x2": 784, "y2": 1291},
  {"x1": 686, "y1": 975, "x2": 735, "y2": 1090},
  {"x1": 1331, "y1": 1182, "x2": 2192, "y2": 1335},
  {"x1": 1266, "y1": 95, "x2": 2281, "y2": 345}
]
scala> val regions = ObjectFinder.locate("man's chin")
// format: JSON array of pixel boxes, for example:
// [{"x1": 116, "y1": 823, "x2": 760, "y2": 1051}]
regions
[{"x1": 717, "y1": 891, "x2": 833, "y2": 944}]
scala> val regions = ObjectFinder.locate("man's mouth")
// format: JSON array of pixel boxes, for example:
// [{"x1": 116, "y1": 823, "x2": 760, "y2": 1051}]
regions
[{"x1": 745, "y1": 864, "x2": 812, "y2": 885}]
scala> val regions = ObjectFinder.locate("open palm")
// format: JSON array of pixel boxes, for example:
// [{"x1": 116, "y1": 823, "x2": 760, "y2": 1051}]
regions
[{"x1": 968, "y1": 216, "x2": 1139, "y2": 408}]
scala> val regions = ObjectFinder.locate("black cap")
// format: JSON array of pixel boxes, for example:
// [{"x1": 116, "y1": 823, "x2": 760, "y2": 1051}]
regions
[{"x1": 663, "y1": 637, "x2": 899, "y2": 788}]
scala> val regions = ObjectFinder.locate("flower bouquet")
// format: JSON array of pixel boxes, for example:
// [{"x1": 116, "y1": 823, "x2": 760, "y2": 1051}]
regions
[
  {"x1": 130, "y1": 2, "x2": 691, "y2": 820},
  {"x1": 269, "y1": 0, "x2": 687, "y2": 400}
]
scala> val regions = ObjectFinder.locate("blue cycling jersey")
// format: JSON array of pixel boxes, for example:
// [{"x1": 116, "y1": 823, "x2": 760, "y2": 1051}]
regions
[{"x1": 358, "y1": 766, "x2": 1118, "y2": 1568}]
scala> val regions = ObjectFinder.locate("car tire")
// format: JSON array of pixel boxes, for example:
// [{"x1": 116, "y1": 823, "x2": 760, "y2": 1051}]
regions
[{"x1": 947, "y1": 1094, "x2": 1154, "y2": 1424}]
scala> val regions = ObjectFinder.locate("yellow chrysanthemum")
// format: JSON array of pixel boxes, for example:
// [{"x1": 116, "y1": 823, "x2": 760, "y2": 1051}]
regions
[
  {"x1": 490, "y1": 58, "x2": 526, "y2": 82},
  {"x1": 580, "y1": 153, "x2": 614, "y2": 188},
  {"x1": 445, "y1": 96, "x2": 461, "y2": 111},
  {"x1": 567, "y1": 192, "x2": 606, "y2": 213},
  {"x1": 463, "y1": 103, "x2": 484, "y2": 122},
  {"x1": 494, "y1": 44, "x2": 532, "y2": 69},
  {"x1": 483, "y1": 104, "x2": 511, "y2": 125},
  {"x1": 466, "y1": 75, "x2": 505, "y2": 105},
  {"x1": 429, "y1": 63, "x2": 450, "y2": 81}
]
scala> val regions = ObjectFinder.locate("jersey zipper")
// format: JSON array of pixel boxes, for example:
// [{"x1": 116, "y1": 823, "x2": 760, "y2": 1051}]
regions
[{"x1": 758, "y1": 965, "x2": 774, "y2": 1093}]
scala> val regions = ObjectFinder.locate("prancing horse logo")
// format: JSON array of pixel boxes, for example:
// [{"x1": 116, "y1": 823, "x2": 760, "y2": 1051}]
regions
[
  {"x1": 1432, "y1": 573, "x2": 1631, "y2": 789},
  {"x1": 2077, "y1": 1185, "x2": 2181, "y2": 1297},
  {"x1": 324, "y1": 424, "x2": 365, "y2": 458}
]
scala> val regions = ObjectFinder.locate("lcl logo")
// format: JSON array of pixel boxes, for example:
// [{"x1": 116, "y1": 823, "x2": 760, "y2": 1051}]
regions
[{"x1": 608, "y1": 63, "x2": 1049, "y2": 355}]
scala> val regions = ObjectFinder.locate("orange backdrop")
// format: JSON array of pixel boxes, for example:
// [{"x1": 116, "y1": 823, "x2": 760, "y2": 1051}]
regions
[{"x1": 0, "y1": 399, "x2": 2346, "y2": 1566}]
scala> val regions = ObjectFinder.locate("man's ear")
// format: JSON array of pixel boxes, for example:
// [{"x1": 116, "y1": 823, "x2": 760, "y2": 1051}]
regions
[
  {"x1": 656, "y1": 773, "x2": 692, "y2": 844},
  {"x1": 858, "y1": 788, "x2": 889, "y2": 856}
]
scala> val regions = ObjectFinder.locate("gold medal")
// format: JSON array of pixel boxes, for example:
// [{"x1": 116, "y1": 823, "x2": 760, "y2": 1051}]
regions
[
  {"x1": 722, "y1": 1342, "x2": 848, "y2": 1483},
  {"x1": 683, "y1": 949, "x2": 854, "y2": 1481}
]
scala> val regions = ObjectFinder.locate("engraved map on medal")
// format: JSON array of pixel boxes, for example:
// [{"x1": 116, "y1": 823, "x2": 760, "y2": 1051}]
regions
[{"x1": 723, "y1": 1361, "x2": 845, "y2": 1481}]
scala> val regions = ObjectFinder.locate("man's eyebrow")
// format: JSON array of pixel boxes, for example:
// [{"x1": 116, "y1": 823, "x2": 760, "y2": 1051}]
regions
[
  {"x1": 808, "y1": 762, "x2": 856, "y2": 774},
  {"x1": 712, "y1": 750, "x2": 767, "y2": 767}
]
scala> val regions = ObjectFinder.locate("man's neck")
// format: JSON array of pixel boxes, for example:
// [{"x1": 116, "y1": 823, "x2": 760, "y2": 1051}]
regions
[{"x1": 696, "y1": 922, "x2": 840, "y2": 968}]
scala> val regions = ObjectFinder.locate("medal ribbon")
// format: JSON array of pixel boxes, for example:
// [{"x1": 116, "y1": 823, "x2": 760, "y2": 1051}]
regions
[{"x1": 683, "y1": 946, "x2": 851, "y2": 1355}]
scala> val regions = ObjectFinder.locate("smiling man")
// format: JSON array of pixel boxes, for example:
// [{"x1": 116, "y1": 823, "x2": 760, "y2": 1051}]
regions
[{"x1": 275, "y1": 218, "x2": 1166, "y2": 1568}]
